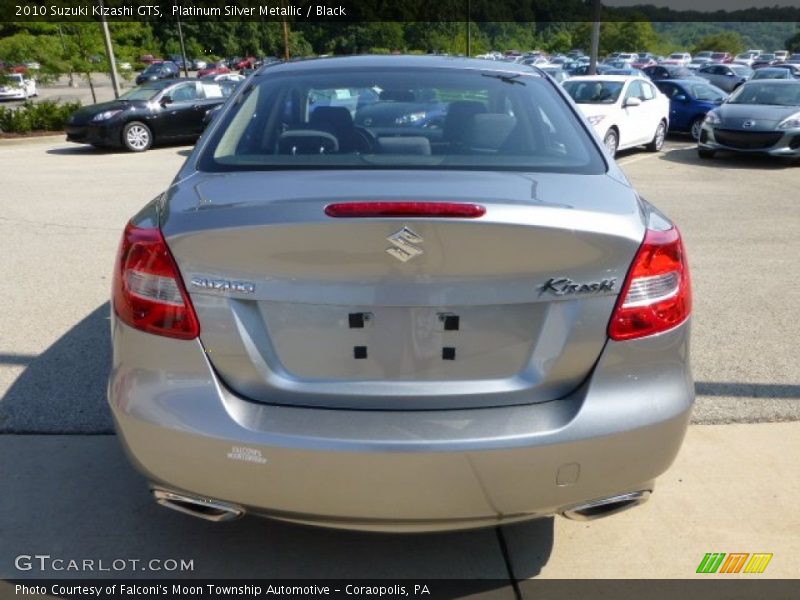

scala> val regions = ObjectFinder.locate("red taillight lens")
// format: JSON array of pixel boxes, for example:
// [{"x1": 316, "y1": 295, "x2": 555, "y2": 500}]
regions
[
  {"x1": 324, "y1": 202, "x2": 486, "y2": 218},
  {"x1": 608, "y1": 227, "x2": 691, "y2": 341},
  {"x1": 112, "y1": 222, "x2": 200, "y2": 340}
]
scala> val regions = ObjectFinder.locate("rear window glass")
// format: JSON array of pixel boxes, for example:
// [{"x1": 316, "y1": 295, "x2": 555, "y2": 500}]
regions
[{"x1": 197, "y1": 67, "x2": 605, "y2": 174}]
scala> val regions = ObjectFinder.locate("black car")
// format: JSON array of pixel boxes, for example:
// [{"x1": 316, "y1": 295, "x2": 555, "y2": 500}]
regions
[
  {"x1": 65, "y1": 80, "x2": 227, "y2": 152},
  {"x1": 135, "y1": 62, "x2": 180, "y2": 85},
  {"x1": 167, "y1": 54, "x2": 190, "y2": 71},
  {"x1": 643, "y1": 65, "x2": 699, "y2": 81}
]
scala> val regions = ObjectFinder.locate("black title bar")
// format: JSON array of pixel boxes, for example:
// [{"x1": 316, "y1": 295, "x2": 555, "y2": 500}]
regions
[{"x1": 3, "y1": 0, "x2": 800, "y2": 22}]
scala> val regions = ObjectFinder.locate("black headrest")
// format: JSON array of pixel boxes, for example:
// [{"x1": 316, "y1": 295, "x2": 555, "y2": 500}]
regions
[
  {"x1": 443, "y1": 101, "x2": 487, "y2": 142},
  {"x1": 309, "y1": 106, "x2": 354, "y2": 132},
  {"x1": 379, "y1": 90, "x2": 416, "y2": 102},
  {"x1": 464, "y1": 114, "x2": 518, "y2": 150},
  {"x1": 278, "y1": 130, "x2": 339, "y2": 154}
]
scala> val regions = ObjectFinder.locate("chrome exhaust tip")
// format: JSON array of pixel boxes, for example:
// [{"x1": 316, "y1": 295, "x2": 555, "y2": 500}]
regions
[
  {"x1": 152, "y1": 488, "x2": 244, "y2": 522},
  {"x1": 561, "y1": 490, "x2": 650, "y2": 521}
]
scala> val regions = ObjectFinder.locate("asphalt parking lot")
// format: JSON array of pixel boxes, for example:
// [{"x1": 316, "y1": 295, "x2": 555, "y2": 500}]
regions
[{"x1": 1, "y1": 136, "x2": 798, "y2": 585}]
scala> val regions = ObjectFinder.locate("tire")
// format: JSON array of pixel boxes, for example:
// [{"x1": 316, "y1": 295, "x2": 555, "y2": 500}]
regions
[
  {"x1": 690, "y1": 117, "x2": 704, "y2": 141},
  {"x1": 646, "y1": 120, "x2": 666, "y2": 152},
  {"x1": 698, "y1": 148, "x2": 715, "y2": 159},
  {"x1": 603, "y1": 128, "x2": 618, "y2": 157},
  {"x1": 122, "y1": 121, "x2": 152, "y2": 152}
]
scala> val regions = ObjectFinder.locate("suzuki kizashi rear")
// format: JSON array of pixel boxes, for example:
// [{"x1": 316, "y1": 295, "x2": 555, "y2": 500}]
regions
[{"x1": 109, "y1": 56, "x2": 693, "y2": 531}]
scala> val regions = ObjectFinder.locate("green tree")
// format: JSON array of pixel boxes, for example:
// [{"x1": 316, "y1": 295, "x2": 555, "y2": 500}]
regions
[
  {"x1": 691, "y1": 31, "x2": 745, "y2": 55},
  {"x1": 786, "y1": 30, "x2": 800, "y2": 53}
]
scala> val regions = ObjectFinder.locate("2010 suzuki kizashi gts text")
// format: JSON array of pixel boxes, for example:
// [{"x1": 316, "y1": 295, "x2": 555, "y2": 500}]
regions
[{"x1": 109, "y1": 56, "x2": 693, "y2": 532}]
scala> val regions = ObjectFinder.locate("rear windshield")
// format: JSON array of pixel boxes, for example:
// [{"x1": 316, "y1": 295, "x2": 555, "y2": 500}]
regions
[{"x1": 197, "y1": 67, "x2": 605, "y2": 174}]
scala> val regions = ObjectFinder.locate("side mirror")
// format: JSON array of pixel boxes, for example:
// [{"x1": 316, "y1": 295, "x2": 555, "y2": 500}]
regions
[
  {"x1": 203, "y1": 105, "x2": 221, "y2": 126},
  {"x1": 160, "y1": 95, "x2": 173, "y2": 106},
  {"x1": 674, "y1": 94, "x2": 688, "y2": 102},
  {"x1": 624, "y1": 97, "x2": 642, "y2": 107}
]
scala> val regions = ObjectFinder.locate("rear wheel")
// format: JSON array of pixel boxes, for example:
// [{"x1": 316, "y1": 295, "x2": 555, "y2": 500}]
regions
[
  {"x1": 689, "y1": 117, "x2": 703, "y2": 141},
  {"x1": 603, "y1": 129, "x2": 618, "y2": 157},
  {"x1": 646, "y1": 120, "x2": 666, "y2": 152},
  {"x1": 698, "y1": 147, "x2": 715, "y2": 159},
  {"x1": 122, "y1": 121, "x2": 152, "y2": 152}
]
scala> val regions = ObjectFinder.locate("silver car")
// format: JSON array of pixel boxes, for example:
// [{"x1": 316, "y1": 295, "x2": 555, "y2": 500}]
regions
[
  {"x1": 109, "y1": 56, "x2": 694, "y2": 532},
  {"x1": 696, "y1": 63, "x2": 753, "y2": 92},
  {"x1": 698, "y1": 79, "x2": 800, "y2": 158}
]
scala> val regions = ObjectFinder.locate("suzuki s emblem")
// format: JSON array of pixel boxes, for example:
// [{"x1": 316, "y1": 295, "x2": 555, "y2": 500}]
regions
[
  {"x1": 386, "y1": 227, "x2": 423, "y2": 262},
  {"x1": 742, "y1": 120, "x2": 756, "y2": 128}
]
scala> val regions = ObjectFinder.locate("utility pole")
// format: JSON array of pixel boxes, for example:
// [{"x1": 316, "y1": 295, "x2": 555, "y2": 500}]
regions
[
  {"x1": 99, "y1": 0, "x2": 120, "y2": 97},
  {"x1": 280, "y1": 0, "x2": 290, "y2": 59},
  {"x1": 177, "y1": 16, "x2": 189, "y2": 78},
  {"x1": 589, "y1": 0, "x2": 601, "y2": 75},
  {"x1": 466, "y1": 0, "x2": 471, "y2": 56},
  {"x1": 282, "y1": 19, "x2": 290, "y2": 59}
]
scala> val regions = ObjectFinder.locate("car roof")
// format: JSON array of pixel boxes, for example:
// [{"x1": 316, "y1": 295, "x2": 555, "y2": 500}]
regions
[
  {"x1": 255, "y1": 54, "x2": 545, "y2": 76},
  {"x1": 663, "y1": 79, "x2": 710, "y2": 86},
  {"x1": 740, "y1": 78, "x2": 800, "y2": 85},
  {"x1": 138, "y1": 79, "x2": 182, "y2": 91},
  {"x1": 565, "y1": 74, "x2": 643, "y2": 83}
]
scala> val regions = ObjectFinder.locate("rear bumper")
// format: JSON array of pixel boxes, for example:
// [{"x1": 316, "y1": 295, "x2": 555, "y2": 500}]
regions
[{"x1": 109, "y1": 317, "x2": 694, "y2": 532}]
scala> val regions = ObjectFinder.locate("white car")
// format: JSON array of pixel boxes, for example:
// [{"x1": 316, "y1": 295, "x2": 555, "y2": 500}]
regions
[
  {"x1": 563, "y1": 75, "x2": 669, "y2": 157},
  {"x1": 733, "y1": 52, "x2": 757, "y2": 66},
  {"x1": 0, "y1": 73, "x2": 38, "y2": 100},
  {"x1": 201, "y1": 73, "x2": 245, "y2": 83},
  {"x1": 665, "y1": 53, "x2": 692, "y2": 66}
]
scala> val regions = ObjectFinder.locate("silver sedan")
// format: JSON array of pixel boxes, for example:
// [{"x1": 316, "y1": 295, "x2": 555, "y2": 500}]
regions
[{"x1": 108, "y1": 56, "x2": 694, "y2": 531}]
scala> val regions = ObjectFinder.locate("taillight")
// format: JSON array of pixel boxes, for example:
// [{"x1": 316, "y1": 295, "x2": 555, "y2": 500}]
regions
[
  {"x1": 112, "y1": 222, "x2": 200, "y2": 340},
  {"x1": 325, "y1": 202, "x2": 486, "y2": 218},
  {"x1": 608, "y1": 227, "x2": 691, "y2": 341}
]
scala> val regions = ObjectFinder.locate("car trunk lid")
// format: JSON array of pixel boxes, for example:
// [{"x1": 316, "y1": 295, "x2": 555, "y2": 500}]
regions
[{"x1": 162, "y1": 170, "x2": 644, "y2": 410}]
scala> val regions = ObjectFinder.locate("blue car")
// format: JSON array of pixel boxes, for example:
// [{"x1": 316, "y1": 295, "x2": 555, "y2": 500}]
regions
[{"x1": 654, "y1": 79, "x2": 726, "y2": 140}]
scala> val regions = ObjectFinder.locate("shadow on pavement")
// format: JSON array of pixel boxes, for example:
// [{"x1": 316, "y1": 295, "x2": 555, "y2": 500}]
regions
[
  {"x1": 45, "y1": 145, "x2": 116, "y2": 155},
  {"x1": 659, "y1": 145, "x2": 799, "y2": 170},
  {"x1": 46, "y1": 145, "x2": 194, "y2": 156},
  {"x1": 0, "y1": 435, "x2": 554, "y2": 582},
  {"x1": 0, "y1": 304, "x2": 113, "y2": 433}
]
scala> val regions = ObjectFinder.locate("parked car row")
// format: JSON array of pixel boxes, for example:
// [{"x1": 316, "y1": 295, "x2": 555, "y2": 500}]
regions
[{"x1": 63, "y1": 52, "x2": 800, "y2": 164}]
